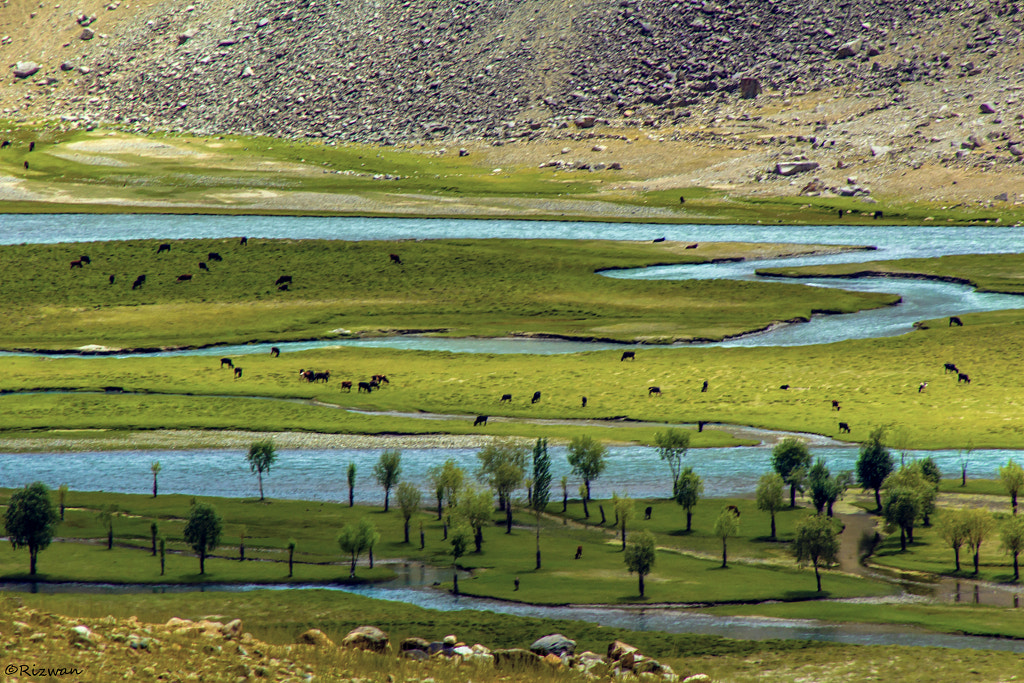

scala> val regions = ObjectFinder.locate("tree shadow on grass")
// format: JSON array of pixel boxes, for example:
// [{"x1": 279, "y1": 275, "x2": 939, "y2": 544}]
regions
[{"x1": 667, "y1": 529, "x2": 694, "y2": 537}]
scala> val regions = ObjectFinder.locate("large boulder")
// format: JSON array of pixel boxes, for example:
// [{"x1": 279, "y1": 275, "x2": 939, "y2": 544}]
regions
[
  {"x1": 836, "y1": 38, "x2": 862, "y2": 58},
  {"x1": 774, "y1": 161, "x2": 819, "y2": 176},
  {"x1": 297, "y1": 629, "x2": 335, "y2": 647},
  {"x1": 492, "y1": 648, "x2": 544, "y2": 669},
  {"x1": 608, "y1": 639, "x2": 639, "y2": 661},
  {"x1": 530, "y1": 633, "x2": 576, "y2": 657},
  {"x1": 400, "y1": 636, "x2": 430, "y2": 653},
  {"x1": 13, "y1": 61, "x2": 40, "y2": 79},
  {"x1": 340, "y1": 625, "x2": 389, "y2": 653}
]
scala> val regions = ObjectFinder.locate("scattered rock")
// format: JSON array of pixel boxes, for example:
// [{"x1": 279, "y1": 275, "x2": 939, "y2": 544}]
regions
[
  {"x1": 980, "y1": 102, "x2": 997, "y2": 114},
  {"x1": 574, "y1": 116, "x2": 597, "y2": 129},
  {"x1": 12, "y1": 61, "x2": 41, "y2": 79},
  {"x1": 341, "y1": 625, "x2": 389, "y2": 653},
  {"x1": 836, "y1": 38, "x2": 862, "y2": 58},
  {"x1": 79, "y1": 28, "x2": 95, "y2": 40},
  {"x1": 297, "y1": 628, "x2": 335, "y2": 647},
  {"x1": 774, "y1": 160, "x2": 819, "y2": 176},
  {"x1": 530, "y1": 633, "x2": 577, "y2": 658}
]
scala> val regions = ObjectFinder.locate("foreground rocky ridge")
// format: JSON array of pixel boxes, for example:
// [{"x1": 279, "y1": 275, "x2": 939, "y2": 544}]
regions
[{"x1": 2, "y1": 0, "x2": 1022, "y2": 145}]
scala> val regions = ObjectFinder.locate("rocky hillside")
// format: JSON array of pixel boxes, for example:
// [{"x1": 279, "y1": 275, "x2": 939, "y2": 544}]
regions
[{"x1": 3, "y1": 0, "x2": 1022, "y2": 143}]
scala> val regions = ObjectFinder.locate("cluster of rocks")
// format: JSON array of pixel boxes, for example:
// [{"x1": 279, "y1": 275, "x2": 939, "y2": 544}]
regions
[{"x1": 8, "y1": 0, "x2": 1020, "y2": 144}]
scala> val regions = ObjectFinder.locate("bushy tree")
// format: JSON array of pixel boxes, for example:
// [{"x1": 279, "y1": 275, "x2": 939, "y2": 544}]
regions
[
  {"x1": 453, "y1": 486, "x2": 493, "y2": 553},
  {"x1": 183, "y1": 502, "x2": 222, "y2": 575},
  {"x1": 396, "y1": 482, "x2": 422, "y2": 543},
  {"x1": 337, "y1": 518, "x2": 378, "y2": 578},
  {"x1": 373, "y1": 449, "x2": 402, "y2": 512},
  {"x1": 246, "y1": 439, "x2": 278, "y2": 501},
  {"x1": 654, "y1": 428, "x2": 689, "y2": 496},
  {"x1": 938, "y1": 508, "x2": 970, "y2": 572},
  {"x1": 883, "y1": 486, "x2": 921, "y2": 551},
  {"x1": 1001, "y1": 515, "x2": 1024, "y2": 580},
  {"x1": 477, "y1": 438, "x2": 528, "y2": 532},
  {"x1": 856, "y1": 427, "x2": 893, "y2": 512},
  {"x1": 1000, "y1": 459, "x2": 1024, "y2": 515},
  {"x1": 965, "y1": 508, "x2": 995, "y2": 575},
  {"x1": 624, "y1": 529, "x2": 656, "y2": 598},
  {"x1": 713, "y1": 507, "x2": 740, "y2": 568},
  {"x1": 531, "y1": 438, "x2": 552, "y2": 569},
  {"x1": 567, "y1": 435, "x2": 607, "y2": 500},
  {"x1": 772, "y1": 437, "x2": 812, "y2": 507},
  {"x1": 4, "y1": 482, "x2": 59, "y2": 575},
  {"x1": 674, "y1": 467, "x2": 703, "y2": 531},
  {"x1": 792, "y1": 513, "x2": 841, "y2": 592},
  {"x1": 428, "y1": 458, "x2": 465, "y2": 519},
  {"x1": 756, "y1": 473, "x2": 785, "y2": 539}
]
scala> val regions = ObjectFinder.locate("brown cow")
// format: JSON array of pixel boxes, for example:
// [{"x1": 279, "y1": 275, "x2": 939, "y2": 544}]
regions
[
  {"x1": 176, "y1": 274, "x2": 192, "y2": 282},
  {"x1": 239, "y1": 236, "x2": 248, "y2": 246},
  {"x1": 389, "y1": 253, "x2": 402, "y2": 265},
  {"x1": 70, "y1": 259, "x2": 84, "y2": 269},
  {"x1": 341, "y1": 381, "x2": 353, "y2": 392},
  {"x1": 270, "y1": 347, "x2": 280, "y2": 357},
  {"x1": 233, "y1": 367, "x2": 243, "y2": 379}
]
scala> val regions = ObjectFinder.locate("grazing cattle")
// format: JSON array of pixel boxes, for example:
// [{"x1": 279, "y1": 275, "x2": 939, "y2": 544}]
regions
[
  {"x1": 239, "y1": 236, "x2": 248, "y2": 246},
  {"x1": 299, "y1": 370, "x2": 315, "y2": 382},
  {"x1": 157, "y1": 243, "x2": 171, "y2": 253},
  {"x1": 208, "y1": 252, "x2": 222, "y2": 262},
  {"x1": 531, "y1": 391, "x2": 541, "y2": 404},
  {"x1": 949, "y1": 316, "x2": 964, "y2": 327},
  {"x1": 648, "y1": 386, "x2": 661, "y2": 396},
  {"x1": 837, "y1": 209, "x2": 844, "y2": 219},
  {"x1": 176, "y1": 274, "x2": 192, "y2": 283},
  {"x1": 70, "y1": 259, "x2": 84, "y2": 269},
  {"x1": 368, "y1": 380, "x2": 380, "y2": 390},
  {"x1": 620, "y1": 351, "x2": 635, "y2": 361},
  {"x1": 0, "y1": 140, "x2": 9, "y2": 148},
  {"x1": 685, "y1": 243, "x2": 699, "y2": 249},
  {"x1": 919, "y1": 382, "x2": 928, "y2": 393},
  {"x1": 358, "y1": 381, "x2": 373, "y2": 393},
  {"x1": 199, "y1": 262, "x2": 209, "y2": 271},
  {"x1": 652, "y1": 236, "x2": 666, "y2": 243},
  {"x1": 958, "y1": 373, "x2": 971, "y2": 384},
  {"x1": 278, "y1": 284, "x2": 289, "y2": 291},
  {"x1": 79, "y1": 255, "x2": 91, "y2": 264},
  {"x1": 581, "y1": 396, "x2": 587, "y2": 408},
  {"x1": 108, "y1": 274, "x2": 115, "y2": 285},
  {"x1": 372, "y1": 374, "x2": 389, "y2": 384},
  {"x1": 220, "y1": 358, "x2": 233, "y2": 369},
  {"x1": 312, "y1": 371, "x2": 330, "y2": 383},
  {"x1": 779, "y1": 384, "x2": 790, "y2": 390},
  {"x1": 944, "y1": 362, "x2": 959, "y2": 374},
  {"x1": 234, "y1": 367, "x2": 243, "y2": 379},
  {"x1": 679, "y1": 196, "x2": 686, "y2": 204},
  {"x1": 270, "y1": 347, "x2": 280, "y2": 357},
  {"x1": 873, "y1": 210, "x2": 884, "y2": 219},
  {"x1": 473, "y1": 415, "x2": 488, "y2": 426},
  {"x1": 725, "y1": 505, "x2": 741, "y2": 517},
  {"x1": 275, "y1": 275, "x2": 292, "y2": 286},
  {"x1": 28, "y1": 142, "x2": 34, "y2": 152},
  {"x1": 340, "y1": 381, "x2": 353, "y2": 392},
  {"x1": 389, "y1": 253, "x2": 402, "y2": 265},
  {"x1": 701, "y1": 380, "x2": 708, "y2": 393},
  {"x1": 131, "y1": 275, "x2": 146, "y2": 290},
  {"x1": 575, "y1": 545, "x2": 583, "y2": 560},
  {"x1": 838, "y1": 422, "x2": 851, "y2": 433},
  {"x1": 644, "y1": 506, "x2": 652, "y2": 520},
  {"x1": 23, "y1": 161, "x2": 28, "y2": 170},
  {"x1": 698, "y1": 420, "x2": 707, "y2": 432},
  {"x1": 500, "y1": 393, "x2": 512, "y2": 403},
  {"x1": 832, "y1": 400, "x2": 841, "y2": 411}
]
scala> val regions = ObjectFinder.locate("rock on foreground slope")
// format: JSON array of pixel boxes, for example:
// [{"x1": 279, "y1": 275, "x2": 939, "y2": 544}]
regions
[{"x1": 2, "y1": 0, "x2": 1022, "y2": 143}]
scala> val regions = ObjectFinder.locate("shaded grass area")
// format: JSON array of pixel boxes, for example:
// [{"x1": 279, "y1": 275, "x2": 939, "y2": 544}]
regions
[{"x1": 0, "y1": 238, "x2": 893, "y2": 350}]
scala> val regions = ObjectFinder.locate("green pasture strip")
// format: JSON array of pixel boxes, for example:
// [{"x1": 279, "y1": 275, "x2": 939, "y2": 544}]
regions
[
  {"x1": 704, "y1": 601, "x2": 1024, "y2": 640},
  {"x1": 0, "y1": 238, "x2": 892, "y2": 349},
  {"x1": 8, "y1": 591, "x2": 1023, "y2": 683},
  {"x1": 758, "y1": 253, "x2": 1024, "y2": 296},
  {"x1": 4, "y1": 307, "x2": 1024, "y2": 447},
  {"x1": 939, "y1": 479, "x2": 1009, "y2": 497}
]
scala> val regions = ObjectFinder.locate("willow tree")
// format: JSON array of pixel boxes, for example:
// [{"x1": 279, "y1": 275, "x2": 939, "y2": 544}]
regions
[{"x1": 792, "y1": 513, "x2": 841, "y2": 592}]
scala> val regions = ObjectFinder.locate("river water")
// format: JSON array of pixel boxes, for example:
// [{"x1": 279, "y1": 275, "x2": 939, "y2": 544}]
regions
[{"x1": 4, "y1": 215, "x2": 1024, "y2": 649}]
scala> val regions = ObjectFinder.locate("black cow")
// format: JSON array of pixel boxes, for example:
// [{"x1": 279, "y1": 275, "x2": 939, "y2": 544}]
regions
[
  {"x1": 949, "y1": 316, "x2": 964, "y2": 327},
  {"x1": 698, "y1": 420, "x2": 707, "y2": 432},
  {"x1": 652, "y1": 237, "x2": 666, "y2": 243},
  {"x1": 832, "y1": 400, "x2": 841, "y2": 411},
  {"x1": 838, "y1": 422, "x2": 851, "y2": 433},
  {"x1": 234, "y1": 367, "x2": 243, "y2": 379},
  {"x1": 958, "y1": 373, "x2": 971, "y2": 384},
  {"x1": 108, "y1": 274, "x2": 115, "y2": 284},
  {"x1": 278, "y1": 284, "x2": 289, "y2": 291},
  {"x1": 780, "y1": 384, "x2": 790, "y2": 390},
  {"x1": 270, "y1": 347, "x2": 280, "y2": 357},
  {"x1": 199, "y1": 262, "x2": 209, "y2": 271},
  {"x1": 531, "y1": 391, "x2": 541, "y2": 404},
  {"x1": 701, "y1": 380, "x2": 708, "y2": 393},
  {"x1": 873, "y1": 210, "x2": 884, "y2": 219},
  {"x1": 358, "y1": 381, "x2": 373, "y2": 393},
  {"x1": 389, "y1": 253, "x2": 402, "y2": 265},
  {"x1": 312, "y1": 371, "x2": 330, "y2": 383},
  {"x1": 220, "y1": 358, "x2": 233, "y2": 369},
  {"x1": 239, "y1": 236, "x2": 248, "y2": 246},
  {"x1": 208, "y1": 252, "x2": 222, "y2": 262},
  {"x1": 473, "y1": 415, "x2": 488, "y2": 426},
  {"x1": 919, "y1": 382, "x2": 928, "y2": 393},
  {"x1": 0, "y1": 140, "x2": 9, "y2": 148},
  {"x1": 23, "y1": 161, "x2": 28, "y2": 170},
  {"x1": 79, "y1": 255, "x2": 91, "y2": 264},
  {"x1": 132, "y1": 275, "x2": 146, "y2": 290},
  {"x1": 157, "y1": 243, "x2": 171, "y2": 253},
  {"x1": 499, "y1": 394, "x2": 512, "y2": 403},
  {"x1": 581, "y1": 396, "x2": 587, "y2": 408},
  {"x1": 644, "y1": 506, "x2": 652, "y2": 520},
  {"x1": 944, "y1": 362, "x2": 959, "y2": 374},
  {"x1": 176, "y1": 274, "x2": 192, "y2": 282},
  {"x1": 685, "y1": 243, "x2": 699, "y2": 249},
  {"x1": 837, "y1": 209, "x2": 844, "y2": 219},
  {"x1": 648, "y1": 386, "x2": 661, "y2": 396},
  {"x1": 620, "y1": 351, "x2": 635, "y2": 361},
  {"x1": 28, "y1": 141, "x2": 35, "y2": 152},
  {"x1": 575, "y1": 545, "x2": 583, "y2": 559},
  {"x1": 275, "y1": 275, "x2": 292, "y2": 286}
]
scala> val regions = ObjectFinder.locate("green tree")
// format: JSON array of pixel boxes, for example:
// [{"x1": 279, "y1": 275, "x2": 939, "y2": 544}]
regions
[
  {"x1": 453, "y1": 486, "x2": 493, "y2": 553},
  {"x1": 531, "y1": 438, "x2": 552, "y2": 570},
  {"x1": 183, "y1": 502, "x2": 222, "y2": 575},
  {"x1": 4, "y1": 482, "x2": 59, "y2": 575},
  {"x1": 883, "y1": 486, "x2": 922, "y2": 551},
  {"x1": 938, "y1": 508, "x2": 970, "y2": 572},
  {"x1": 654, "y1": 428, "x2": 690, "y2": 496},
  {"x1": 674, "y1": 467, "x2": 703, "y2": 531},
  {"x1": 363, "y1": 518, "x2": 380, "y2": 569},
  {"x1": 771, "y1": 437, "x2": 812, "y2": 507},
  {"x1": 756, "y1": 473, "x2": 785, "y2": 539},
  {"x1": 965, "y1": 508, "x2": 995, "y2": 575},
  {"x1": 624, "y1": 529, "x2": 656, "y2": 598},
  {"x1": 373, "y1": 449, "x2": 402, "y2": 512},
  {"x1": 1001, "y1": 515, "x2": 1024, "y2": 580},
  {"x1": 346, "y1": 462, "x2": 357, "y2": 507},
  {"x1": 477, "y1": 438, "x2": 528, "y2": 532},
  {"x1": 428, "y1": 458, "x2": 465, "y2": 520},
  {"x1": 713, "y1": 507, "x2": 740, "y2": 568},
  {"x1": 96, "y1": 504, "x2": 119, "y2": 550},
  {"x1": 287, "y1": 539, "x2": 297, "y2": 578},
  {"x1": 856, "y1": 426, "x2": 894, "y2": 512},
  {"x1": 613, "y1": 492, "x2": 636, "y2": 551},
  {"x1": 449, "y1": 521, "x2": 472, "y2": 594},
  {"x1": 919, "y1": 457, "x2": 942, "y2": 488},
  {"x1": 396, "y1": 482, "x2": 422, "y2": 543},
  {"x1": 567, "y1": 435, "x2": 607, "y2": 500},
  {"x1": 246, "y1": 438, "x2": 278, "y2": 501},
  {"x1": 792, "y1": 513, "x2": 841, "y2": 592},
  {"x1": 808, "y1": 458, "x2": 832, "y2": 515},
  {"x1": 1000, "y1": 459, "x2": 1024, "y2": 515},
  {"x1": 337, "y1": 518, "x2": 378, "y2": 578},
  {"x1": 151, "y1": 461, "x2": 161, "y2": 498},
  {"x1": 57, "y1": 484, "x2": 68, "y2": 521}
]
